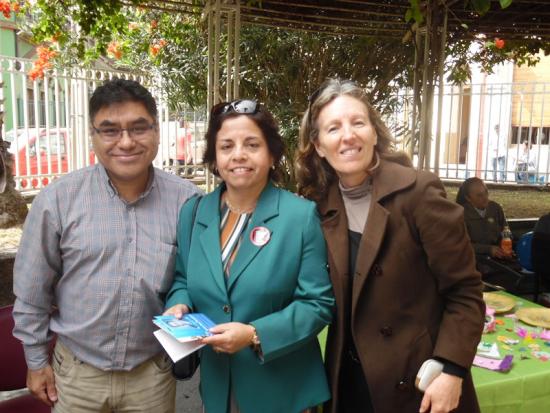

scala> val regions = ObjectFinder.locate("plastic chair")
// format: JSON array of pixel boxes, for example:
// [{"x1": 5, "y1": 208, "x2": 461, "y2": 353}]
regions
[
  {"x1": 0, "y1": 305, "x2": 51, "y2": 413},
  {"x1": 516, "y1": 231, "x2": 534, "y2": 271}
]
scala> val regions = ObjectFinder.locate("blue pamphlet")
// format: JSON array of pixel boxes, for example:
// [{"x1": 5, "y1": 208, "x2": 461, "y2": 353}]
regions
[{"x1": 153, "y1": 313, "x2": 216, "y2": 343}]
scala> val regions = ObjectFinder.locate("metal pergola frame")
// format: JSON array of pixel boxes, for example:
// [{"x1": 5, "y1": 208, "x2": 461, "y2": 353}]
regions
[{"x1": 124, "y1": 0, "x2": 550, "y2": 184}]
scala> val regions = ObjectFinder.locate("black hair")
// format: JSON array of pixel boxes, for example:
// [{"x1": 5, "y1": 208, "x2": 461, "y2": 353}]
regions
[
  {"x1": 202, "y1": 101, "x2": 285, "y2": 183},
  {"x1": 456, "y1": 177, "x2": 485, "y2": 206},
  {"x1": 89, "y1": 78, "x2": 157, "y2": 122}
]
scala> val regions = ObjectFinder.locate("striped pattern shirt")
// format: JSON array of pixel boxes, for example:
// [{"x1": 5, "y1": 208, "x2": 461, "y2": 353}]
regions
[
  {"x1": 13, "y1": 163, "x2": 200, "y2": 370},
  {"x1": 220, "y1": 201, "x2": 251, "y2": 277}
]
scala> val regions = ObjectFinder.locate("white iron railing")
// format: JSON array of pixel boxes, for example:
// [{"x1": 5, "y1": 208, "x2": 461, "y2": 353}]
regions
[
  {"x1": 0, "y1": 55, "x2": 208, "y2": 192},
  {"x1": 385, "y1": 82, "x2": 550, "y2": 185},
  {"x1": 2, "y1": 55, "x2": 550, "y2": 192}
]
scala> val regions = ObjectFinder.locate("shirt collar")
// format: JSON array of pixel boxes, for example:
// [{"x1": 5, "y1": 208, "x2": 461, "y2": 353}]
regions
[{"x1": 96, "y1": 163, "x2": 156, "y2": 203}]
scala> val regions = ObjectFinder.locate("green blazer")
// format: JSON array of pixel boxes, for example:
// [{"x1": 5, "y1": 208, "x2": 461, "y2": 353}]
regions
[{"x1": 166, "y1": 182, "x2": 335, "y2": 413}]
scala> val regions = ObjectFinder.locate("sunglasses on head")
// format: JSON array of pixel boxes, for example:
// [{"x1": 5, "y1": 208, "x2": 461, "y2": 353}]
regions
[{"x1": 212, "y1": 99, "x2": 259, "y2": 117}]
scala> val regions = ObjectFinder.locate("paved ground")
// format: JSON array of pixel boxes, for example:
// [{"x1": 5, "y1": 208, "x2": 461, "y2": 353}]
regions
[{"x1": 176, "y1": 370, "x2": 203, "y2": 412}]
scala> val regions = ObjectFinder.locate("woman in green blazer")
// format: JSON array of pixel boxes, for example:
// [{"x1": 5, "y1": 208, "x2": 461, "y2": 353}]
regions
[{"x1": 165, "y1": 99, "x2": 335, "y2": 413}]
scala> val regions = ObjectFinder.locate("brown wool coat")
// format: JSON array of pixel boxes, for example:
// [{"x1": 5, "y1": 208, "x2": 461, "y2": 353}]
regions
[{"x1": 319, "y1": 159, "x2": 485, "y2": 413}]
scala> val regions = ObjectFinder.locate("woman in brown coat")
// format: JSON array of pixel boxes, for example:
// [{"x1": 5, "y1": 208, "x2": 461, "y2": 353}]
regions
[{"x1": 295, "y1": 78, "x2": 485, "y2": 413}]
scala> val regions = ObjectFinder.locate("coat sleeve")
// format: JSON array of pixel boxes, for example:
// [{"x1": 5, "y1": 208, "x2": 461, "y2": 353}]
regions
[
  {"x1": 251, "y1": 203, "x2": 335, "y2": 364},
  {"x1": 165, "y1": 196, "x2": 198, "y2": 310},
  {"x1": 413, "y1": 175, "x2": 485, "y2": 368}
]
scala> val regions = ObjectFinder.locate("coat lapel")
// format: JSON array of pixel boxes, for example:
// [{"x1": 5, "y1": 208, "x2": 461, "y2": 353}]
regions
[
  {"x1": 226, "y1": 182, "x2": 279, "y2": 292},
  {"x1": 197, "y1": 186, "x2": 227, "y2": 296},
  {"x1": 319, "y1": 183, "x2": 349, "y2": 281},
  {"x1": 351, "y1": 203, "x2": 388, "y2": 310}
]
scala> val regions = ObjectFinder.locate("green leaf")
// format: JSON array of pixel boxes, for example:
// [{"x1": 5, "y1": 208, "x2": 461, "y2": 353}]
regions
[
  {"x1": 499, "y1": 0, "x2": 513, "y2": 8},
  {"x1": 469, "y1": 0, "x2": 491, "y2": 15},
  {"x1": 405, "y1": 8, "x2": 413, "y2": 23},
  {"x1": 406, "y1": 0, "x2": 424, "y2": 24}
]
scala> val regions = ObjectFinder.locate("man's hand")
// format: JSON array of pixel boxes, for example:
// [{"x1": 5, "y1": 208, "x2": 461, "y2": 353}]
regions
[
  {"x1": 419, "y1": 373, "x2": 462, "y2": 413},
  {"x1": 201, "y1": 322, "x2": 255, "y2": 354},
  {"x1": 27, "y1": 365, "x2": 57, "y2": 407},
  {"x1": 163, "y1": 304, "x2": 190, "y2": 318}
]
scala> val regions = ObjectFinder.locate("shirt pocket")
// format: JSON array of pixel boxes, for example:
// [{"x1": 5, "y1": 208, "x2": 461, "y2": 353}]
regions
[{"x1": 154, "y1": 241, "x2": 177, "y2": 294}]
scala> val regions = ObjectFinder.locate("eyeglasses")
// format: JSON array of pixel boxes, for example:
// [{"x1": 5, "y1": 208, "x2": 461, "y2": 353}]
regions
[{"x1": 92, "y1": 123, "x2": 156, "y2": 142}]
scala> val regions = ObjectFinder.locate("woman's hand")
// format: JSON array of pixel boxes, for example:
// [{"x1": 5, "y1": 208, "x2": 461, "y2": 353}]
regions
[
  {"x1": 163, "y1": 304, "x2": 190, "y2": 318},
  {"x1": 201, "y1": 322, "x2": 255, "y2": 354},
  {"x1": 419, "y1": 373, "x2": 463, "y2": 413},
  {"x1": 490, "y1": 246, "x2": 508, "y2": 259}
]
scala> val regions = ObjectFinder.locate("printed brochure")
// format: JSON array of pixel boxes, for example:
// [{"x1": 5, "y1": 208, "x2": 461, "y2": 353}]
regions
[{"x1": 153, "y1": 313, "x2": 216, "y2": 362}]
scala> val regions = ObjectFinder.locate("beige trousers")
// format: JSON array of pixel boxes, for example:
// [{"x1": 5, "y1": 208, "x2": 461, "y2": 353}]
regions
[{"x1": 51, "y1": 341, "x2": 176, "y2": 413}]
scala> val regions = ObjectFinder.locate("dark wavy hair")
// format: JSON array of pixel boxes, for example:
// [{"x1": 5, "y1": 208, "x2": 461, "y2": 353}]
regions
[
  {"x1": 295, "y1": 78, "x2": 410, "y2": 203},
  {"x1": 202, "y1": 101, "x2": 285, "y2": 184}
]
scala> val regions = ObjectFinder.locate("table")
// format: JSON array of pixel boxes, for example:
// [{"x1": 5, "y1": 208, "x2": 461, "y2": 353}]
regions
[{"x1": 473, "y1": 292, "x2": 550, "y2": 413}]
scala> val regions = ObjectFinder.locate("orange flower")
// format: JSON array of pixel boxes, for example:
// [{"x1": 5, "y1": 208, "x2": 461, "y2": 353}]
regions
[
  {"x1": 149, "y1": 44, "x2": 161, "y2": 56},
  {"x1": 107, "y1": 41, "x2": 123, "y2": 60},
  {"x1": 11, "y1": 1, "x2": 19, "y2": 13},
  {"x1": 149, "y1": 39, "x2": 167, "y2": 57},
  {"x1": 150, "y1": 20, "x2": 158, "y2": 30},
  {"x1": 495, "y1": 38, "x2": 505, "y2": 49},
  {"x1": 28, "y1": 66, "x2": 44, "y2": 81}
]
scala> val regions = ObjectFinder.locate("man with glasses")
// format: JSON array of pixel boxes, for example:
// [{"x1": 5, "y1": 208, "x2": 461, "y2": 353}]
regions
[{"x1": 13, "y1": 78, "x2": 200, "y2": 412}]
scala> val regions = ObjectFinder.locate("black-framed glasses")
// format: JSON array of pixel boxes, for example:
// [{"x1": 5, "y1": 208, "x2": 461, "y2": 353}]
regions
[{"x1": 92, "y1": 123, "x2": 156, "y2": 142}]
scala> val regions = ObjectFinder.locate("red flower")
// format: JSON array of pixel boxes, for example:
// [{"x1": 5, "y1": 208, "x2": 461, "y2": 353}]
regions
[
  {"x1": 495, "y1": 38, "x2": 505, "y2": 49},
  {"x1": 0, "y1": 0, "x2": 11, "y2": 18},
  {"x1": 150, "y1": 20, "x2": 158, "y2": 30}
]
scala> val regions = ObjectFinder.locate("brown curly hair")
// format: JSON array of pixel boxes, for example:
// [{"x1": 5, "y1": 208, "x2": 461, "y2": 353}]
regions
[{"x1": 295, "y1": 78, "x2": 409, "y2": 203}]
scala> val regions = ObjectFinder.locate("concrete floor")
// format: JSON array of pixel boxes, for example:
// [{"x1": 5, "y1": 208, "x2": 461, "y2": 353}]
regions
[{"x1": 176, "y1": 370, "x2": 203, "y2": 412}]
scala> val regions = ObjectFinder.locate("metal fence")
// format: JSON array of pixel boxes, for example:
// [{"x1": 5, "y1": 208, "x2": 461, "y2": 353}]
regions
[
  {"x1": 2, "y1": 55, "x2": 550, "y2": 192},
  {"x1": 387, "y1": 82, "x2": 550, "y2": 186},
  {"x1": 0, "y1": 55, "x2": 208, "y2": 192}
]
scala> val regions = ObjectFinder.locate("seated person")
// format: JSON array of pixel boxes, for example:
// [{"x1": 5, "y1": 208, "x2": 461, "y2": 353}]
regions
[
  {"x1": 534, "y1": 213, "x2": 550, "y2": 235},
  {"x1": 514, "y1": 140, "x2": 537, "y2": 184},
  {"x1": 534, "y1": 213, "x2": 550, "y2": 294},
  {"x1": 457, "y1": 177, "x2": 521, "y2": 290}
]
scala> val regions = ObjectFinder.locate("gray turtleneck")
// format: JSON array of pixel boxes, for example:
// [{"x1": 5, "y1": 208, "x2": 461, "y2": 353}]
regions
[{"x1": 339, "y1": 177, "x2": 373, "y2": 233}]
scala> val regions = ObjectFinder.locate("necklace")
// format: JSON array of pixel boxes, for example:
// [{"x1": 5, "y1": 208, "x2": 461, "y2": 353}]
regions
[{"x1": 224, "y1": 195, "x2": 256, "y2": 214}]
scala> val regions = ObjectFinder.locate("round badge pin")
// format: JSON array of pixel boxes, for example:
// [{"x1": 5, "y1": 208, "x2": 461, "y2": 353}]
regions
[{"x1": 250, "y1": 226, "x2": 271, "y2": 247}]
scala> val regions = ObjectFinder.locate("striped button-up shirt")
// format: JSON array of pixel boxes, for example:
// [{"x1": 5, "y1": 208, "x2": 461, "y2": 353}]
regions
[{"x1": 13, "y1": 164, "x2": 200, "y2": 371}]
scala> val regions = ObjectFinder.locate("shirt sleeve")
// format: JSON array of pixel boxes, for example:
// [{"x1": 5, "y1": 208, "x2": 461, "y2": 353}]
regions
[
  {"x1": 165, "y1": 196, "x2": 198, "y2": 310},
  {"x1": 12, "y1": 189, "x2": 62, "y2": 370}
]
